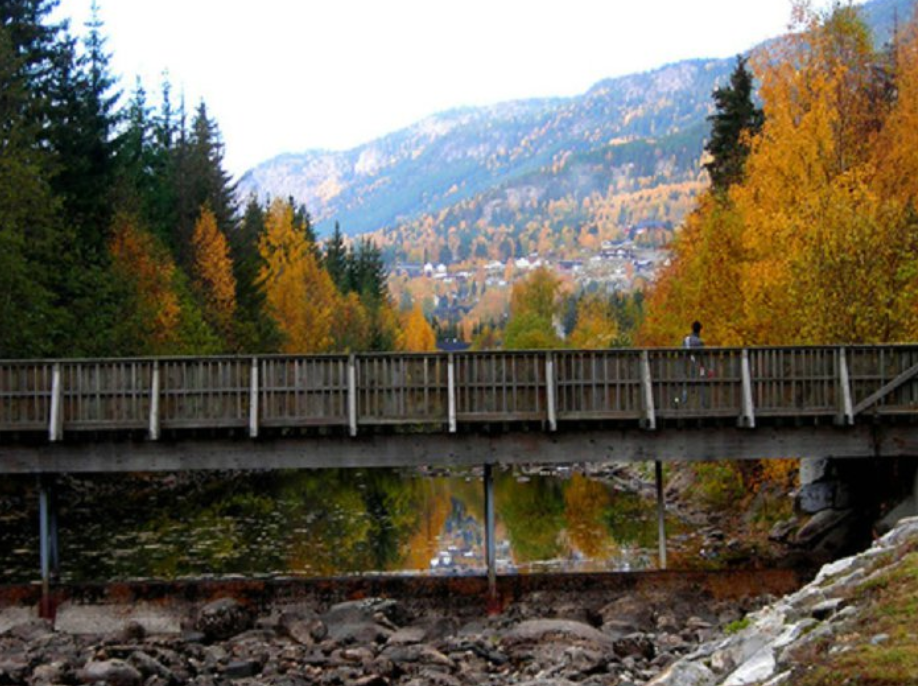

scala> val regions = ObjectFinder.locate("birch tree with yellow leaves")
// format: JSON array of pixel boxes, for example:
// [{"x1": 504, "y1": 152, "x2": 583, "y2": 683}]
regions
[{"x1": 642, "y1": 3, "x2": 918, "y2": 347}]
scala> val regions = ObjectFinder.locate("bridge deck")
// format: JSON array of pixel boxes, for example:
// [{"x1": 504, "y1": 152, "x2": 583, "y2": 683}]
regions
[{"x1": 2, "y1": 346, "x2": 918, "y2": 472}]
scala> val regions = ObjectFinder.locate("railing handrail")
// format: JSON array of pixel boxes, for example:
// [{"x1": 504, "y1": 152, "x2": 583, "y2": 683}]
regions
[
  {"x1": 6, "y1": 342, "x2": 918, "y2": 366},
  {"x1": 4, "y1": 345, "x2": 918, "y2": 442}
]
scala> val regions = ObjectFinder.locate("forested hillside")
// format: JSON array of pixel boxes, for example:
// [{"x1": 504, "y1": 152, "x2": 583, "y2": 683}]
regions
[
  {"x1": 240, "y1": 0, "x2": 913, "y2": 269},
  {"x1": 0, "y1": 1, "x2": 436, "y2": 359},
  {"x1": 238, "y1": 59, "x2": 729, "y2": 245}
]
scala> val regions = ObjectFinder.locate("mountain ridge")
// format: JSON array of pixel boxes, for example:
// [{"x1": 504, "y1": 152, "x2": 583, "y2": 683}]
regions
[{"x1": 237, "y1": 0, "x2": 913, "y2": 246}]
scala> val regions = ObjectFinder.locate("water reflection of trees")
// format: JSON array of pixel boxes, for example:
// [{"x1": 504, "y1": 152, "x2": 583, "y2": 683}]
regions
[{"x1": 3, "y1": 469, "x2": 666, "y2": 582}]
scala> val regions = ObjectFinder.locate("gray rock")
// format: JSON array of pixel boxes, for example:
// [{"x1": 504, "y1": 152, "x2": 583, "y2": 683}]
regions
[
  {"x1": 722, "y1": 646, "x2": 776, "y2": 686},
  {"x1": 871, "y1": 633, "x2": 890, "y2": 645},
  {"x1": 128, "y1": 651, "x2": 174, "y2": 681},
  {"x1": 326, "y1": 621, "x2": 393, "y2": 645},
  {"x1": 31, "y1": 662, "x2": 66, "y2": 685},
  {"x1": 0, "y1": 659, "x2": 29, "y2": 685},
  {"x1": 195, "y1": 598, "x2": 253, "y2": 642},
  {"x1": 386, "y1": 625, "x2": 427, "y2": 645},
  {"x1": 811, "y1": 598, "x2": 844, "y2": 621},
  {"x1": 321, "y1": 598, "x2": 410, "y2": 628},
  {"x1": 79, "y1": 659, "x2": 143, "y2": 686},
  {"x1": 613, "y1": 633, "x2": 656, "y2": 660},
  {"x1": 8, "y1": 618, "x2": 53, "y2": 642},
  {"x1": 799, "y1": 457, "x2": 831, "y2": 485},
  {"x1": 599, "y1": 596, "x2": 654, "y2": 631},
  {"x1": 797, "y1": 482, "x2": 836, "y2": 514},
  {"x1": 502, "y1": 619, "x2": 615, "y2": 648},
  {"x1": 646, "y1": 660, "x2": 716, "y2": 686},
  {"x1": 795, "y1": 509, "x2": 853, "y2": 546},
  {"x1": 223, "y1": 659, "x2": 261, "y2": 680},
  {"x1": 382, "y1": 643, "x2": 454, "y2": 667},
  {"x1": 280, "y1": 612, "x2": 327, "y2": 646},
  {"x1": 403, "y1": 669, "x2": 462, "y2": 686}
]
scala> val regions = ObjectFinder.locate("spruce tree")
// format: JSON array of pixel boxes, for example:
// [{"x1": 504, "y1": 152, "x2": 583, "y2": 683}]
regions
[
  {"x1": 324, "y1": 221, "x2": 348, "y2": 292},
  {"x1": 0, "y1": 22, "x2": 59, "y2": 357},
  {"x1": 704, "y1": 55, "x2": 764, "y2": 193}
]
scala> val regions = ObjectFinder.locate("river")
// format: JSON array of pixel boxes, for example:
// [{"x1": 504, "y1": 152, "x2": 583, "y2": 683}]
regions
[{"x1": 0, "y1": 466, "x2": 690, "y2": 584}]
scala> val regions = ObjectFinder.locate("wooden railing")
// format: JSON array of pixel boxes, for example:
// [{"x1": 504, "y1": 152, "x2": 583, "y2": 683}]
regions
[{"x1": 3, "y1": 346, "x2": 918, "y2": 441}]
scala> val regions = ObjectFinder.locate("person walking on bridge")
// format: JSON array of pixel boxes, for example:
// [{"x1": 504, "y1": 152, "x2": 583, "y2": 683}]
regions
[
  {"x1": 680, "y1": 321, "x2": 705, "y2": 407},
  {"x1": 683, "y1": 321, "x2": 704, "y2": 349}
]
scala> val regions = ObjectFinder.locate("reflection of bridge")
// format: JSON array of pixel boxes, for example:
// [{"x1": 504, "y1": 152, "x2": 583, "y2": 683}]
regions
[{"x1": 4, "y1": 346, "x2": 918, "y2": 598}]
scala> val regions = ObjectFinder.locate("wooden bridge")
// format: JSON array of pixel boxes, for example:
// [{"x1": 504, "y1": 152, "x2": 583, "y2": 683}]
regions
[
  {"x1": 5, "y1": 345, "x2": 918, "y2": 599},
  {"x1": 3, "y1": 345, "x2": 918, "y2": 473}
]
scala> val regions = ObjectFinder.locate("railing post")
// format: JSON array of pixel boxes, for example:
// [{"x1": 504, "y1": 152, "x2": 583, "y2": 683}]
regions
[
  {"x1": 739, "y1": 349, "x2": 756, "y2": 429},
  {"x1": 348, "y1": 354, "x2": 358, "y2": 437},
  {"x1": 249, "y1": 357, "x2": 259, "y2": 439},
  {"x1": 447, "y1": 353, "x2": 457, "y2": 433},
  {"x1": 640, "y1": 351, "x2": 656, "y2": 430},
  {"x1": 48, "y1": 363, "x2": 63, "y2": 442},
  {"x1": 837, "y1": 347, "x2": 854, "y2": 426},
  {"x1": 546, "y1": 352, "x2": 557, "y2": 432},
  {"x1": 149, "y1": 361, "x2": 160, "y2": 441}
]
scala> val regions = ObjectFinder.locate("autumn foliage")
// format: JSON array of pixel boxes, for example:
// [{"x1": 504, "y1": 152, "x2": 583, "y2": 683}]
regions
[{"x1": 641, "y1": 5, "x2": 918, "y2": 347}]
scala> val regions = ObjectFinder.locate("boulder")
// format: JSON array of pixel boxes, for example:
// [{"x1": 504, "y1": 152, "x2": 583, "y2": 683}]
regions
[
  {"x1": 722, "y1": 646, "x2": 776, "y2": 686},
  {"x1": 646, "y1": 660, "x2": 716, "y2": 686},
  {"x1": 599, "y1": 596, "x2": 655, "y2": 632},
  {"x1": 321, "y1": 598, "x2": 410, "y2": 628},
  {"x1": 79, "y1": 659, "x2": 143, "y2": 686},
  {"x1": 279, "y1": 612, "x2": 327, "y2": 646},
  {"x1": 501, "y1": 619, "x2": 615, "y2": 649},
  {"x1": 326, "y1": 621, "x2": 393, "y2": 645},
  {"x1": 195, "y1": 598, "x2": 253, "y2": 642}
]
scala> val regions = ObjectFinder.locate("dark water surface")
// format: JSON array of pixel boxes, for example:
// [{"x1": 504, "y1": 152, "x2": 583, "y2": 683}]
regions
[{"x1": 0, "y1": 468, "x2": 676, "y2": 584}]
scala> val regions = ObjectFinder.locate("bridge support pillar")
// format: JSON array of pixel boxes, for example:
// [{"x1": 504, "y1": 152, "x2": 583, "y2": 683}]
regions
[
  {"x1": 484, "y1": 463, "x2": 497, "y2": 606},
  {"x1": 38, "y1": 475, "x2": 60, "y2": 617},
  {"x1": 655, "y1": 461, "x2": 667, "y2": 570}
]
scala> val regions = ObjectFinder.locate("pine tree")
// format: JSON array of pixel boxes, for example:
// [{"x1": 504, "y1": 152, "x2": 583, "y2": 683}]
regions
[
  {"x1": 172, "y1": 101, "x2": 236, "y2": 265},
  {"x1": 0, "y1": 22, "x2": 59, "y2": 357},
  {"x1": 46, "y1": 1, "x2": 120, "y2": 254},
  {"x1": 704, "y1": 56, "x2": 763, "y2": 193},
  {"x1": 325, "y1": 221, "x2": 348, "y2": 292}
]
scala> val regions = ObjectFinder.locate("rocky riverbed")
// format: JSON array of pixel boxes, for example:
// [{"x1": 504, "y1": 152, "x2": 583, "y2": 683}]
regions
[
  {"x1": 0, "y1": 575, "x2": 781, "y2": 686},
  {"x1": 2, "y1": 518, "x2": 914, "y2": 686}
]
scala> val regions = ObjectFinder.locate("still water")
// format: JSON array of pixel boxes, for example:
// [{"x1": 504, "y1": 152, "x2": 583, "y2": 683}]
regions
[{"x1": 0, "y1": 468, "x2": 674, "y2": 584}]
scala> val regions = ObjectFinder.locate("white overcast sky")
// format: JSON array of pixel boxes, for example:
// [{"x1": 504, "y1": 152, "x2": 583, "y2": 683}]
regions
[{"x1": 54, "y1": 0, "x2": 843, "y2": 177}]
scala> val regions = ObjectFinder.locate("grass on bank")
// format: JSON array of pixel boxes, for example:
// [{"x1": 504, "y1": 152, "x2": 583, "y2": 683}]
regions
[{"x1": 792, "y1": 549, "x2": 918, "y2": 686}]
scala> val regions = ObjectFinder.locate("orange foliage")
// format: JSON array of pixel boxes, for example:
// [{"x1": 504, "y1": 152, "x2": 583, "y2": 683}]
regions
[
  {"x1": 109, "y1": 212, "x2": 181, "y2": 352},
  {"x1": 400, "y1": 304, "x2": 437, "y2": 352},
  {"x1": 641, "y1": 5, "x2": 918, "y2": 347},
  {"x1": 570, "y1": 293, "x2": 619, "y2": 349},
  {"x1": 563, "y1": 474, "x2": 613, "y2": 559},
  {"x1": 258, "y1": 199, "x2": 339, "y2": 353},
  {"x1": 191, "y1": 206, "x2": 237, "y2": 334}
]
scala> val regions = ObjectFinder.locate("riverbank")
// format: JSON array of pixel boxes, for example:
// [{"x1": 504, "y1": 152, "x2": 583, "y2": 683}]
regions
[
  {"x1": 0, "y1": 569, "x2": 804, "y2": 686},
  {"x1": 648, "y1": 515, "x2": 918, "y2": 685},
  {"x1": 3, "y1": 515, "x2": 918, "y2": 685}
]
